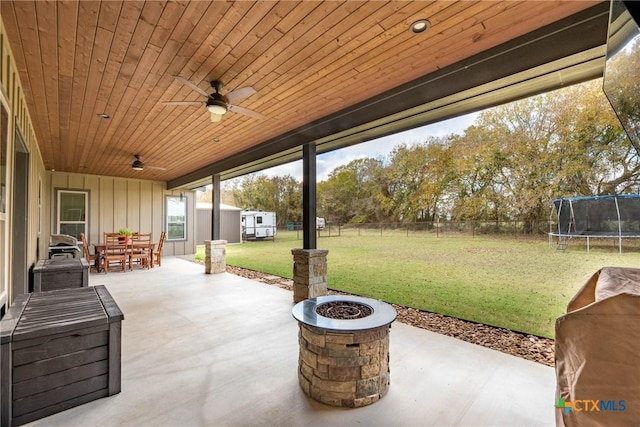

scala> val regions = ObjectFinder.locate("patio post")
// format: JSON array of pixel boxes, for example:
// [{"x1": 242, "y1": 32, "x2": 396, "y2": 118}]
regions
[
  {"x1": 212, "y1": 174, "x2": 221, "y2": 240},
  {"x1": 292, "y1": 143, "x2": 328, "y2": 302},
  {"x1": 204, "y1": 240, "x2": 227, "y2": 274},
  {"x1": 302, "y1": 142, "x2": 317, "y2": 250}
]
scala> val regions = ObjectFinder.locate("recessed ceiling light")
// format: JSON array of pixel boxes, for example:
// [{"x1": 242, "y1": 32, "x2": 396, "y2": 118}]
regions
[
  {"x1": 410, "y1": 19, "x2": 431, "y2": 34},
  {"x1": 97, "y1": 113, "x2": 110, "y2": 119}
]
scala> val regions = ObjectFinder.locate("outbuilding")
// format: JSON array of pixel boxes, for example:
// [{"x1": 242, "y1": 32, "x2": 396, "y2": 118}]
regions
[{"x1": 196, "y1": 203, "x2": 243, "y2": 244}]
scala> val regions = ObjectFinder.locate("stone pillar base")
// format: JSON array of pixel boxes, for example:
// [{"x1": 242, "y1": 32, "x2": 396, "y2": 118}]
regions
[
  {"x1": 205, "y1": 240, "x2": 227, "y2": 274},
  {"x1": 298, "y1": 323, "x2": 391, "y2": 407},
  {"x1": 291, "y1": 248, "x2": 328, "y2": 303}
]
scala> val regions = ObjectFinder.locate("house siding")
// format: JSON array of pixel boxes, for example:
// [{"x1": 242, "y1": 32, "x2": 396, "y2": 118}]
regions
[
  {"x1": 1, "y1": 21, "x2": 49, "y2": 309},
  {"x1": 48, "y1": 171, "x2": 196, "y2": 257},
  {"x1": 2, "y1": 20, "x2": 198, "y2": 312}
]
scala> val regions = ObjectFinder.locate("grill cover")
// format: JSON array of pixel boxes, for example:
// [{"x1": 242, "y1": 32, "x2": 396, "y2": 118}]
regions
[
  {"x1": 50, "y1": 234, "x2": 78, "y2": 246},
  {"x1": 555, "y1": 267, "x2": 640, "y2": 426}
]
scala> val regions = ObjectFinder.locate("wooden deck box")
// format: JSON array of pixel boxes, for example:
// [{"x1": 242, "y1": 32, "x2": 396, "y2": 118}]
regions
[
  {"x1": 32, "y1": 258, "x2": 89, "y2": 292},
  {"x1": 1, "y1": 286, "x2": 124, "y2": 427}
]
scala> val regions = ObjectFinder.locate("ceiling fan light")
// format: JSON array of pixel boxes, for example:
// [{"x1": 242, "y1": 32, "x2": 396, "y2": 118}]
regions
[
  {"x1": 132, "y1": 159, "x2": 144, "y2": 170},
  {"x1": 206, "y1": 100, "x2": 227, "y2": 115}
]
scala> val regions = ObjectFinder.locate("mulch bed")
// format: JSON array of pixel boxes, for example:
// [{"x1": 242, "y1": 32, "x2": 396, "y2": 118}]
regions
[{"x1": 225, "y1": 265, "x2": 555, "y2": 367}]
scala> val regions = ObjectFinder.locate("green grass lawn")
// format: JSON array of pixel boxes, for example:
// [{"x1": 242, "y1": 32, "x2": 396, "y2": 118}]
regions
[{"x1": 196, "y1": 231, "x2": 639, "y2": 338}]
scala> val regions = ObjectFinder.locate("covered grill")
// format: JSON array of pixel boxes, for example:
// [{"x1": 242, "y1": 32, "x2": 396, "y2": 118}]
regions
[{"x1": 48, "y1": 234, "x2": 81, "y2": 259}]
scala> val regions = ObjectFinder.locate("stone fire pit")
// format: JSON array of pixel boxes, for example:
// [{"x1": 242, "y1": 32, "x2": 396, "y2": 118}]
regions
[{"x1": 292, "y1": 295, "x2": 397, "y2": 408}]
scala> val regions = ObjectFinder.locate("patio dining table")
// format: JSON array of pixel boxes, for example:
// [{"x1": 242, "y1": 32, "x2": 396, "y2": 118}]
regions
[{"x1": 93, "y1": 241, "x2": 155, "y2": 272}]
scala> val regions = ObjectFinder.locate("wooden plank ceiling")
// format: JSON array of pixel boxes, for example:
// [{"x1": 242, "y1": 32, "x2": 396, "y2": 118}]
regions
[{"x1": 1, "y1": 1, "x2": 602, "y2": 183}]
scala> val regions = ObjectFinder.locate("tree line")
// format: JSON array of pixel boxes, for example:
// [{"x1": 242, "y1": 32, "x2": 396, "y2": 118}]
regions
[{"x1": 213, "y1": 78, "x2": 640, "y2": 229}]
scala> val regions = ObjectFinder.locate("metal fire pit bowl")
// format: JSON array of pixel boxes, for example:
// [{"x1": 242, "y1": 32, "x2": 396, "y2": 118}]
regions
[{"x1": 292, "y1": 295, "x2": 397, "y2": 332}]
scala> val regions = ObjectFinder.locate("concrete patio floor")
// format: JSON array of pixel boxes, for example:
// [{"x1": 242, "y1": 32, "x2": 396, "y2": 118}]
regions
[{"x1": 26, "y1": 257, "x2": 556, "y2": 427}]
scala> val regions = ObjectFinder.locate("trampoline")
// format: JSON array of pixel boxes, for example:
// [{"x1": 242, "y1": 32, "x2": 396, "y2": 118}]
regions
[{"x1": 549, "y1": 194, "x2": 640, "y2": 253}]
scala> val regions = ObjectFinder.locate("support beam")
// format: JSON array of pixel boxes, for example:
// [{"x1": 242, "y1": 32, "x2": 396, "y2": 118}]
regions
[
  {"x1": 212, "y1": 174, "x2": 221, "y2": 240},
  {"x1": 302, "y1": 143, "x2": 317, "y2": 250}
]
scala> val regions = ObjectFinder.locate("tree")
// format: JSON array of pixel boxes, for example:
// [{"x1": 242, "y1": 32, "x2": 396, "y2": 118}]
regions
[
  {"x1": 603, "y1": 36, "x2": 640, "y2": 155},
  {"x1": 270, "y1": 175, "x2": 302, "y2": 226},
  {"x1": 447, "y1": 79, "x2": 640, "y2": 228},
  {"x1": 472, "y1": 95, "x2": 561, "y2": 225},
  {"x1": 318, "y1": 157, "x2": 384, "y2": 225},
  {"x1": 448, "y1": 126, "x2": 510, "y2": 221},
  {"x1": 379, "y1": 138, "x2": 453, "y2": 222},
  {"x1": 195, "y1": 184, "x2": 236, "y2": 206},
  {"x1": 229, "y1": 174, "x2": 302, "y2": 226},
  {"x1": 552, "y1": 80, "x2": 640, "y2": 195},
  {"x1": 225, "y1": 78, "x2": 640, "y2": 228},
  {"x1": 196, "y1": 187, "x2": 212, "y2": 204}
]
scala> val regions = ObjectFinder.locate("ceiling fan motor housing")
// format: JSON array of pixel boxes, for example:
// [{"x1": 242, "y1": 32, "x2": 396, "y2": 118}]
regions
[
  {"x1": 132, "y1": 159, "x2": 144, "y2": 170},
  {"x1": 206, "y1": 92, "x2": 228, "y2": 114}
]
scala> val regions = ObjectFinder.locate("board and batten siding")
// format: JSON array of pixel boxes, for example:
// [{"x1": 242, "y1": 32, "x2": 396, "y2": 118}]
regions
[
  {"x1": 1, "y1": 19, "x2": 50, "y2": 309},
  {"x1": 48, "y1": 171, "x2": 196, "y2": 257}
]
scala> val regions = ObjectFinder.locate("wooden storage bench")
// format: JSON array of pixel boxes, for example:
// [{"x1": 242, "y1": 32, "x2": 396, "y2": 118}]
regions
[
  {"x1": 1, "y1": 286, "x2": 124, "y2": 427},
  {"x1": 33, "y1": 258, "x2": 89, "y2": 292}
]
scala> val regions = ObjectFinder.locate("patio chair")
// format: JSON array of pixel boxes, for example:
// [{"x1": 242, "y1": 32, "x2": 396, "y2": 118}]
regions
[
  {"x1": 80, "y1": 232, "x2": 102, "y2": 272},
  {"x1": 129, "y1": 232, "x2": 152, "y2": 270},
  {"x1": 104, "y1": 232, "x2": 128, "y2": 272},
  {"x1": 152, "y1": 231, "x2": 166, "y2": 267}
]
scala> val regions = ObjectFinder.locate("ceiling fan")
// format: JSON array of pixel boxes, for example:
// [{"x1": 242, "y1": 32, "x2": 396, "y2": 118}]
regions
[
  {"x1": 131, "y1": 154, "x2": 166, "y2": 171},
  {"x1": 162, "y1": 76, "x2": 264, "y2": 122}
]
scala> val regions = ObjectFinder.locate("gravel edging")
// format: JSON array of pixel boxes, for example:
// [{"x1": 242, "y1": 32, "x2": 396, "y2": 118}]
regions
[{"x1": 224, "y1": 265, "x2": 555, "y2": 367}]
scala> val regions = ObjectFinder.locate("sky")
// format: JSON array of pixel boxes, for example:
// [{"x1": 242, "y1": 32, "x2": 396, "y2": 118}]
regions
[{"x1": 251, "y1": 112, "x2": 480, "y2": 182}]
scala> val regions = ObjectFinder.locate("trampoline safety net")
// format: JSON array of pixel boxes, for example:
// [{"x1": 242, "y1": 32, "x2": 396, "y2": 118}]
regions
[{"x1": 552, "y1": 195, "x2": 640, "y2": 236}]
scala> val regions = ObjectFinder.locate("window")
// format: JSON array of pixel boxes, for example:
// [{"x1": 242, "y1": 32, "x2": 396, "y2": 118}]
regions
[
  {"x1": 166, "y1": 196, "x2": 186, "y2": 240},
  {"x1": 257, "y1": 216, "x2": 263, "y2": 224},
  {"x1": 57, "y1": 190, "x2": 88, "y2": 240}
]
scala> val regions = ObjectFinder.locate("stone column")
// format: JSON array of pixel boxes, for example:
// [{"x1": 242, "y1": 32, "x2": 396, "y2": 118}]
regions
[
  {"x1": 204, "y1": 240, "x2": 227, "y2": 274},
  {"x1": 291, "y1": 248, "x2": 328, "y2": 303}
]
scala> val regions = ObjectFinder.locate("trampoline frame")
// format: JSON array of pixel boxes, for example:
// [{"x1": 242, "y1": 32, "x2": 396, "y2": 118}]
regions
[{"x1": 548, "y1": 194, "x2": 640, "y2": 253}]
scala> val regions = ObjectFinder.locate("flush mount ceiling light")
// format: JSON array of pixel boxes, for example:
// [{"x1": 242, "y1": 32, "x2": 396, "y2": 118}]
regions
[
  {"x1": 97, "y1": 113, "x2": 110, "y2": 119},
  {"x1": 409, "y1": 19, "x2": 431, "y2": 34}
]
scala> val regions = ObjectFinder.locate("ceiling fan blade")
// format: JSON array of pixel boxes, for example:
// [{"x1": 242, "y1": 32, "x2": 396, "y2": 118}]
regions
[
  {"x1": 210, "y1": 112, "x2": 223, "y2": 123},
  {"x1": 228, "y1": 105, "x2": 264, "y2": 119},
  {"x1": 225, "y1": 86, "x2": 256, "y2": 104},
  {"x1": 162, "y1": 101, "x2": 203, "y2": 106},
  {"x1": 146, "y1": 165, "x2": 167, "y2": 170},
  {"x1": 173, "y1": 76, "x2": 210, "y2": 97}
]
